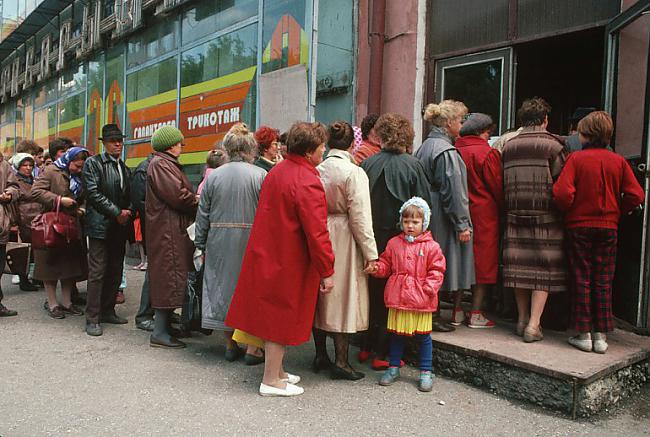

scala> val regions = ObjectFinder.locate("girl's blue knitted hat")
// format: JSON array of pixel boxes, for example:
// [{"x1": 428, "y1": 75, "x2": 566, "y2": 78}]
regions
[{"x1": 399, "y1": 196, "x2": 431, "y2": 230}]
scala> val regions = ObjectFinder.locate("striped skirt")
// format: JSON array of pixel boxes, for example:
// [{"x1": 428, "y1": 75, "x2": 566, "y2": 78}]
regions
[
  {"x1": 502, "y1": 217, "x2": 567, "y2": 293},
  {"x1": 387, "y1": 309, "x2": 433, "y2": 336}
]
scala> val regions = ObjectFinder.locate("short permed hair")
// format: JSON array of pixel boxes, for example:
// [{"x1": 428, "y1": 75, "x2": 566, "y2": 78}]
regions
[
  {"x1": 254, "y1": 126, "x2": 280, "y2": 154},
  {"x1": 374, "y1": 113, "x2": 414, "y2": 153},
  {"x1": 517, "y1": 97, "x2": 551, "y2": 127},
  {"x1": 577, "y1": 111, "x2": 613, "y2": 148},
  {"x1": 287, "y1": 122, "x2": 329, "y2": 156},
  {"x1": 16, "y1": 140, "x2": 42, "y2": 155},
  {"x1": 360, "y1": 113, "x2": 380, "y2": 140},
  {"x1": 223, "y1": 123, "x2": 257, "y2": 162}
]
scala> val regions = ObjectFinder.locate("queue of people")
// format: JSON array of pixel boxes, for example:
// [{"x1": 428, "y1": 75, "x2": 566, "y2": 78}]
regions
[{"x1": 0, "y1": 98, "x2": 644, "y2": 398}]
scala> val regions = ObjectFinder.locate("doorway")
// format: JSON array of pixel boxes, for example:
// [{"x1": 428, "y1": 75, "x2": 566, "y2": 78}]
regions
[{"x1": 514, "y1": 27, "x2": 605, "y2": 135}]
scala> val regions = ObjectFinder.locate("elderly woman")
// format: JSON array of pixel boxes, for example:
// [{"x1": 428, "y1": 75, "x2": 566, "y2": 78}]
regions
[
  {"x1": 454, "y1": 113, "x2": 503, "y2": 328},
  {"x1": 194, "y1": 124, "x2": 266, "y2": 363},
  {"x1": 312, "y1": 121, "x2": 378, "y2": 380},
  {"x1": 5, "y1": 153, "x2": 40, "y2": 291},
  {"x1": 253, "y1": 126, "x2": 282, "y2": 172},
  {"x1": 502, "y1": 98, "x2": 567, "y2": 343},
  {"x1": 415, "y1": 100, "x2": 475, "y2": 329},
  {"x1": 31, "y1": 147, "x2": 89, "y2": 318},
  {"x1": 146, "y1": 126, "x2": 199, "y2": 348},
  {"x1": 359, "y1": 113, "x2": 430, "y2": 369},
  {"x1": 226, "y1": 122, "x2": 335, "y2": 397}
]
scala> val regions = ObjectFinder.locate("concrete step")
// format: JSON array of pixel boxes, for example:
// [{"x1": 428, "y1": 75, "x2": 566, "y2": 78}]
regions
[{"x1": 430, "y1": 318, "x2": 650, "y2": 417}]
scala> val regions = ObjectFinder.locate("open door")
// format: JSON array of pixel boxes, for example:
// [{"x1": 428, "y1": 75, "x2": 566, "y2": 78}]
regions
[
  {"x1": 435, "y1": 48, "x2": 513, "y2": 134},
  {"x1": 603, "y1": 0, "x2": 650, "y2": 328}
]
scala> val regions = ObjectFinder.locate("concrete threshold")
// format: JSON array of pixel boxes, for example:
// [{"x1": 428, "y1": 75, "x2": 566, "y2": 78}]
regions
[{"x1": 430, "y1": 318, "x2": 650, "y2": 418}]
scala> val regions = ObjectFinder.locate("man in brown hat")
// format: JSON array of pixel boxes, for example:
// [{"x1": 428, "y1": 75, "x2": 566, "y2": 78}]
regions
[{"x1": 82, "y1": 124, "x2": 134, "y2": 336}]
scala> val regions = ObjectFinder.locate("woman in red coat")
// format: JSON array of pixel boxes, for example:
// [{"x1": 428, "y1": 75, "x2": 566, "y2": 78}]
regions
[
  {"x1": 226, "y1": 122, "x2": 335, "y2": 397},
  {"x1": 454, "y1": 113, "x2": 503, "y2": 328}
]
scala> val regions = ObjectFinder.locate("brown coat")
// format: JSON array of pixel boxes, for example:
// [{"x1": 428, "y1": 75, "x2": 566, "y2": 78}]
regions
[
  {"x1": 146, "y1": 152, "x2": 198, "y2": 309},
  {"x1": 5, "y1": 172, "x2": 41, "y2": 242},
  {"x1": 31, "y1": 165, "x2": 87, "y2": 282},
  {"x1": 0, "y1": 159, "x2": 14, "y2": 245}
]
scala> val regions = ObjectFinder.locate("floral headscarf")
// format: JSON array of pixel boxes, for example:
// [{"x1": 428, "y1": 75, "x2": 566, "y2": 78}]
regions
[{"x1": 54, "y1": 146, "x2": 88, "y2": 198}]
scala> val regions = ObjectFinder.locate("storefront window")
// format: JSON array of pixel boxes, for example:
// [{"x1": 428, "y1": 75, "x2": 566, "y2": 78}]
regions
[
  {"x1": 0, "y1": 101, "x2": 15, "y2": 156},
  {"x1": 126, "y1": 56, "x2": 178, "y2": 159},
  {"x1": 179, "y1": 24, "x2": 257, "y2": 163},
  {"x1": 33, "y1": 105, "x2": 56, "y2": 146},
  {"x1": 57, "y1": 92, "x2": 85, "y2": 145},
  {"x1": 127, "y1": 19, "x2": 178, "y2": 69},
  {"x1": 105, "y1": 47, "x2": 125, "y2": 129},
  {"x1": 181, "y1": 0, "x2": 257, "y2": 45},
  {"x1": 262, "y1": 0, "x2": 308, "y2": 73},
  {"x1": 87, "y1": 55, "x2": 104, "y2": 154}
]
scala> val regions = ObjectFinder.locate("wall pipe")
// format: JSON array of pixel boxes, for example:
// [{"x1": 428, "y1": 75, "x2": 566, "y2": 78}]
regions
[{"x1": 368, "y1": 0, "x2": 386, "y2": 114}]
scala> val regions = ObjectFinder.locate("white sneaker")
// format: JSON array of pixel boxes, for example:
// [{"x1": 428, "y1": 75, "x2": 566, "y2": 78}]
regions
[
  {"x1": 259, "y1": 382, "x2": 304, "y2": 397},
  {"x1": 281, "y1": 373, "x2": 301, "y2": 384},
  {"x1": 592, "y1": 333, "x2": 608, "y2": 354},
  {"x1": 568, "y1": 335, "x2": 592, "y2": 352},
  {"x1": 450, "y1": 308, "x2": 466, "y2": 326},
  {"x1": 11, "y1": 275, "x2": 19, "y2": 285}
]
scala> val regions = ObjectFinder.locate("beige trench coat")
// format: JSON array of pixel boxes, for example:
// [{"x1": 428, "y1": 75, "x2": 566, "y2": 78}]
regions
[{"x1": 314, "y1": 149, "x2": 378, "y2": 333}]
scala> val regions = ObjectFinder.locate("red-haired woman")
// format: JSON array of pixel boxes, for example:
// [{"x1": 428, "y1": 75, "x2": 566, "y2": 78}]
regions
[{"x1": 254, "y1": 126, "x2": 282, "y2": 172}]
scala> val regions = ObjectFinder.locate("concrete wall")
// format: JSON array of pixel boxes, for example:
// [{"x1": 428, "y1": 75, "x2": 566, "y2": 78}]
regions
[{"x1": 355, "y1": 0, "x2": 426, "y2": 143}]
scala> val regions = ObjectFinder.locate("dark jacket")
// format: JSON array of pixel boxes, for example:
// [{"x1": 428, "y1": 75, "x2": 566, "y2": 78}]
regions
[
  {"x1": 131, "y1": 154, "x2": 153, "y2": 217},
  {"x1": 5, "y1": 172, "x2": 41, "y2": 242},
  {"x1": 82, "y1": 152, "x2": 133, "y2": 240}
]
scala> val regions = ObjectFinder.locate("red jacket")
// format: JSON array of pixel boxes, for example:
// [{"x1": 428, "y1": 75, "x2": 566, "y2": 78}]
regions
[
  {"x1": 373, "y1": 231, "x2": 446, "y2": 312},
  {"x1": 225, "y1": 154, "x2": 335, "y2": 346},
  {"x1": 553, "y1": 148, "x2": 644, "y2": 229},
  {"x1": 455, "y1": 135, "x2": 503, "y2": 284},
  {"x1": 352, "y1": 140, "x2": 381, "y2": 165}
]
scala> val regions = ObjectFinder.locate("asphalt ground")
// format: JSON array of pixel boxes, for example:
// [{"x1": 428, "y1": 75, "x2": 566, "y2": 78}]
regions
[{"x1": 1, "y1": 266, "x2": 649, "y2": 436}]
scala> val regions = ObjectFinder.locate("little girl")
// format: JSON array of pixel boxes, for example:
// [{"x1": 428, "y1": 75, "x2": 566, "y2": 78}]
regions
[{"x1": 370, "y1": 197, "x2": 446, "y2": 392}]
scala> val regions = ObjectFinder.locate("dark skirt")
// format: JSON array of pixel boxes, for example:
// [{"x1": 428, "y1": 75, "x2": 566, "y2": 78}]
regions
[
  {"x1": 502, "y1": 219, "x2": 567, "y2": 293},
  {"x1": 33, "y1": 240, "x2": 87, "y2": 282}
]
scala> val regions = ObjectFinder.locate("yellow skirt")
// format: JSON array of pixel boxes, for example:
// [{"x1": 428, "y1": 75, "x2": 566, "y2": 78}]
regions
[
  {"x1": 387, "y1": 309, "x2": 433, "y2": 336},
  {"x1": 232, "y1": 329, "x2": 264, "y2": 349}
]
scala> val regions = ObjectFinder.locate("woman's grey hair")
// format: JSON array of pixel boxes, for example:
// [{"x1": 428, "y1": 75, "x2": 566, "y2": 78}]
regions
[{"x1": 222, "y1": 123, "x2": 257, "y2": 162}]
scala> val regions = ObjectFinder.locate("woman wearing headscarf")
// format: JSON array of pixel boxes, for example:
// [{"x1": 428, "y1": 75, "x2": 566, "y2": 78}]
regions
[
  {"x1": 194, "y1": 123, "x2": 266, "y2": 363},
  {"x1": 5, "y1": 153, "x2": 40, "y2": 291},
  {"x1": 359, "y1": 113, "x2": 431, "y2": 369},
  {"x1": 31, "y1": 147, "x2": 89, "y2": 319},
  {"x1": 415, "y1": 100, "x2": 475, "y2": 328},
  {"x1": 146, "y1": 126, "x2": 199, "y2": 349},
  {"x1": 312, "y1": 121, "x2": 378, "y2": 380},
  {"x1": 226, "y1": 122, "x2": 335, "y2": 397}
]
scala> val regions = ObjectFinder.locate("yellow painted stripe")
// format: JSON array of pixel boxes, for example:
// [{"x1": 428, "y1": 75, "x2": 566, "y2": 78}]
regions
[
  {"x1": 263, "y1": 43, "x2": 271, "y2": 63},
  {"x1": 34, "y1": 127, "x2": 57, "y2": 139},
  {"x1": 180, "y1": 66, "x2": 257, "y2": 99},
  {"x1": 300, "y1": 29, "x2": 309, "y2": 64},
  {"x1": 127, "y1": 89, "x2": 177, "y2": 112},
  {"x1": 58, "y1": 117, "x2": 85, "y2": 132},
  {"x1": 126, "y1": 150, "x2": 208, "y2": 167}
]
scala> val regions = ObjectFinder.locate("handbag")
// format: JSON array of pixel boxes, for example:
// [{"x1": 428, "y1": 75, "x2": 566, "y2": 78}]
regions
[
  {"x1": 31, "y1": 196, "x2": 81, "y2": 250},
  {"x1": 4, "y1": 237, "x2": 31, "y2": 275}
]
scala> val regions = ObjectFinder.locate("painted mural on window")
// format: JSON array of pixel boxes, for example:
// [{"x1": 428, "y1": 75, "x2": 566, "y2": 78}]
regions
[
  {"x1": 262, "y1": 0, "x2": 308, "y2": 73},
  {"x1": 57, "y1": 65, "x2": 86, "y2": 145},
  {"x1": 86, "y1": 57, "x2": 104, "y2": 155}
]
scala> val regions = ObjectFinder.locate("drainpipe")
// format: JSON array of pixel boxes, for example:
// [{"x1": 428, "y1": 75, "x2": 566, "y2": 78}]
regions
[{"x1": 368, "y1": 0, "x2": 386, "y2": 114}]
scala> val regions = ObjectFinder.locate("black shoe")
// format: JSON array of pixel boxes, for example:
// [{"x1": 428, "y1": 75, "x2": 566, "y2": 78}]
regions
[
  {"x1": 312, "y1": 355, "x2": 333, "y2": 373},
  {"x1": 136, "y1": 319, "x2": 155, "y2": 332},
  {"x1": 224, "y1": 346, "x2": 244, "y2": 362},
  {"x1": 150, "y1": 335, "x2": 186, "y2": 349},
  {"x1": 0, "y1": 303, "x2": 17, "y2": 317},
  {"x1": 244, "y1": 352, "x2": 265, "y2": 366},
  {"x1": 19, "y1": 279, "x2": 39, "y2": 292},
  {"x1": 86, "y1": 322, "x2": 103, "y2": 336},
  {"x1": 100, "y1": 313, "x2": 128, "y2": 324},
  {"x1": 330, "y1": 365, "x2": 365, "y2": 381},
  {"x1": 432, "y1": 319, "x2": 456, "y2": 333}
]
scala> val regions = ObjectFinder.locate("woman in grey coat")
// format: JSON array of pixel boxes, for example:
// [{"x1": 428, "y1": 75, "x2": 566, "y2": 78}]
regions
[
  {"x1": 415, "y1": 100, "x2": 475, "y2": 327},
  {"x1": 194, "y1": 124, "x2": 266, "y2": 363}
]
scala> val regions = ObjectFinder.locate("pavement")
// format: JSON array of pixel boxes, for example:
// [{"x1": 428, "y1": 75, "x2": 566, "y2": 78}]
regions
[{"x1": 1, "y1": 265, "x2": 649, "y2": 436}]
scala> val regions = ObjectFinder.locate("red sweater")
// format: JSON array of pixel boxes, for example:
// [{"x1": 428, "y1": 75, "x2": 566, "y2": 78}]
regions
[{"x1": 553, "y1": 148, "x2": 644, "y2": 229}]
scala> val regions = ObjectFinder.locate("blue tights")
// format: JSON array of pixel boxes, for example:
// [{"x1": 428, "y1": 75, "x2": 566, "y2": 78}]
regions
[{"x1": 388, "y1": 333, "x2": 433, "y2": 371}]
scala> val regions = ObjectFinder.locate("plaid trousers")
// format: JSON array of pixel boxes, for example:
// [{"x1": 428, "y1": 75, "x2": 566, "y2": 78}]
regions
[{"x1": 567, "y1": 227, "x2": 618, "y2": 333}]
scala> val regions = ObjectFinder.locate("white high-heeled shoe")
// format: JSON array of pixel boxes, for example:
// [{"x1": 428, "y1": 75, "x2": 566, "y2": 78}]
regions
[{"x1": 259, "y1": 382, "x2": 304, "y2": 397}]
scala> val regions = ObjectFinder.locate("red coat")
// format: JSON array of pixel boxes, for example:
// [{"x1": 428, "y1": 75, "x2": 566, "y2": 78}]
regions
[
  {"x1": 553, "y1": 148, "x2": 644, "y2": 229},
  {"x1": 455, "y1": 136, "x2": 503, "y2": 284},
  {"x1": 373, "y1": 231, "x2": 446, "y2": 312},
  {"x1": 225, "y1": 154, "x2": 335, "y2": 346}
]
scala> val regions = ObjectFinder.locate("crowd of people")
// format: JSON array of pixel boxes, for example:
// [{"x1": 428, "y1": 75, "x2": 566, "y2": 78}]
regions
[{"x1": 0, "y1": 96, "x2": 644, "y2": 397}]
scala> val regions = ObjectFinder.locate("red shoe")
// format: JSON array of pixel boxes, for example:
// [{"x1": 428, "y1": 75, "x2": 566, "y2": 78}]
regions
[
  {"x1": 371, "y1": 358, "x2": 405, "y2": 370},
  {"x1": 358, "y1": 350, "x2": 372, "y2": 363},
  {"x1": 115, "y1": 291, "x2": 125, "y2": 305}
]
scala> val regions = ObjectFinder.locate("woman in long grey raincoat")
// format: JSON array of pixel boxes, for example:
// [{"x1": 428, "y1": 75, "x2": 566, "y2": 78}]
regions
[
  {"x1": 415, "y1": 100, "x2": 475, "y2": 327},
  {"x1": 194, "y1": 124, "x2": 266, "y2": 363}
]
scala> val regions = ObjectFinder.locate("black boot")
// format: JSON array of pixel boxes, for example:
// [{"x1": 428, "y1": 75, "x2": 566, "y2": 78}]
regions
[{"x1": 19, "y1": 275, "x2": 39, "y2": 291}]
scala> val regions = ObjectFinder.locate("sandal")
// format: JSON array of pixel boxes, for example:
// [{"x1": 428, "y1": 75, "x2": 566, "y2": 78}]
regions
[{"x1": 47, "y1": 305, "x2": 65, "y2": 319}]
